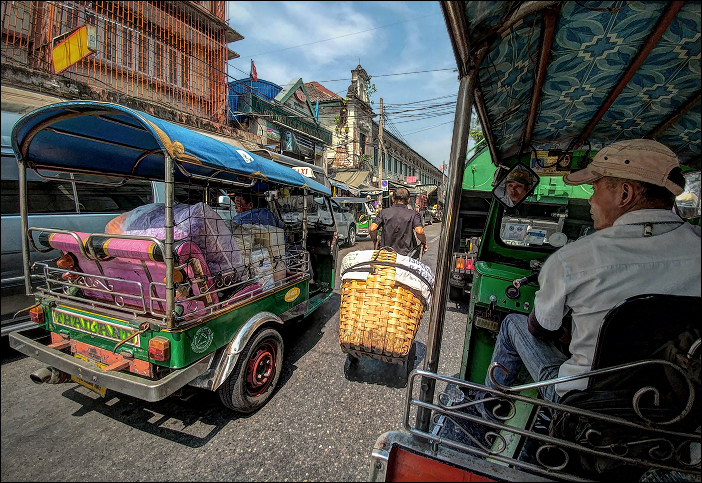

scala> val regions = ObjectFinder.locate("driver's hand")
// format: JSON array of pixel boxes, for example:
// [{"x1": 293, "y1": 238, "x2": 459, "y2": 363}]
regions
[{"x1": 423, "y1": 243, "x2": 429, "y2": 252}]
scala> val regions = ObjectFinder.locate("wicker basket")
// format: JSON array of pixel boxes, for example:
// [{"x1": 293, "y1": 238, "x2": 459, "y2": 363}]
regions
[{"x1": 339, "y1": 249, "x2": 425, "y2": 364}]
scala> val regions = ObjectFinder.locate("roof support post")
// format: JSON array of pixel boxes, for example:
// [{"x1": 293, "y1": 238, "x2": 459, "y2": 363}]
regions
[
  {"x1": 416, "y1": 63, "x2": 479, "y2": 435},
  {"x1": 520, "y1": 5, "x2": 560, "y2": 154},
  {"x1": 18, "y1": 157, "x2": 32, "y2": 296},
  {"x1": 571, "y1": 1, "x2": 685, "y2": 150},
  {"x1": 164, "y1": 154, "x2": 175, "y2": 329}
]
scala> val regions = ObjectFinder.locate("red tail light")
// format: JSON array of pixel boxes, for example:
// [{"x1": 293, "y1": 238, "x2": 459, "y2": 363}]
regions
[
  {"x1": 29, "y1": 305, "x2": 44, "y2": 324},
  {"x1": 148, "y1": 337, "x2": 170, "y2": 361}
]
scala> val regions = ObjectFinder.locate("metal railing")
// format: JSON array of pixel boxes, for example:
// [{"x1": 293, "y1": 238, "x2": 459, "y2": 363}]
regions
[{"x1": 404, "y1": 367, "x2": 701, "y2": 481}]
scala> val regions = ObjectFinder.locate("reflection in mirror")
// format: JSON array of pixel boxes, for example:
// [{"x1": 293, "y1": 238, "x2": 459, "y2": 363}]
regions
[
  {"x1": 675, "y1": 171, "x2": 700, "y2": 220},
  {"x1": 493, "y1": 164, "x2": 540, "y2": 209}
]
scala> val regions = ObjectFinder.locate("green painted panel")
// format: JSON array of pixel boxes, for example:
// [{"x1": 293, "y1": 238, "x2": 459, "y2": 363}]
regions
[
  {"x1": 467, "y1": 327, "x2": 498, "y2": 384},
  {"x1": 463, "y1": 148, "x2": 497, "y2": 191},
  {"x1": 46, "y1": 281, "x2": 310, "y2": 369}
]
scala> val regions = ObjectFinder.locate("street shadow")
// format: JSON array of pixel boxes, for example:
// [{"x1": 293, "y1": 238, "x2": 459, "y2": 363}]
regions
[
  {"x1": 62, "y1": 383, "x2": 238, "y2": 448},
  {"x1": 446, "y1": 299, "x2": 471, "y2": 314},
  {"x1": 342, "y1": 341, "x2": 426, "y2": 389},
  {"x1": 277, "y1": 292, "x2": 338, "y2": 388}
]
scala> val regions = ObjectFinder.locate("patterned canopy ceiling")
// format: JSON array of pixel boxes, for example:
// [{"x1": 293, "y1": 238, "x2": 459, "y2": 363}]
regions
[{"x1": 463, "y1": 1, "x2": 701, "y2": 166}]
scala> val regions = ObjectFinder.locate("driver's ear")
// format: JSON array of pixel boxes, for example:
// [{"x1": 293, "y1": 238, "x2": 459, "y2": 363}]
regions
[{"x1": 619, "y1": 181, "x2": 637, "y2": 206}]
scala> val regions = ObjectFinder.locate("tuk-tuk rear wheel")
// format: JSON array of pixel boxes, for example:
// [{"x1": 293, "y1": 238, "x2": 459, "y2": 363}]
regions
[{"x1": 217, "y1": 328, "x2": 284, "y2": 413}]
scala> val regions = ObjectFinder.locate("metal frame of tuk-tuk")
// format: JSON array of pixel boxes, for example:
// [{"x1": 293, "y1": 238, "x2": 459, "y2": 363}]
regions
[
  {"x1": 9, "y1": 101, "x2": 337, "y2": 404},
  {"x1": 372, "y1": 1, "x2": 701, "y2": 480}
]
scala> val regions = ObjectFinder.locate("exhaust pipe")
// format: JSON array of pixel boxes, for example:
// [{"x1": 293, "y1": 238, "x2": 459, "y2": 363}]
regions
[{"x1": 30, "y1": 367, "x2": 70, "y2": 385}]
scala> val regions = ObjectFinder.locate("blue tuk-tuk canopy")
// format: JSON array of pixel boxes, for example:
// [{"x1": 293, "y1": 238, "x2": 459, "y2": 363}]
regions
[{"x1": 11, "y1": 101, "x2": 330, "y2": 195}]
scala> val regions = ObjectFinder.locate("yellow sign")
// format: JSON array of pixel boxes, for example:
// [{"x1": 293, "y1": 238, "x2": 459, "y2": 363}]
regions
[
  {"x1": 530, "y1": 151, "x2": 571, "y2": 176},
  {"x1": 52, "y1": 308, "x2": 140, "y2": 347},
  {"x1": 284, "y1": 287, "x2": 301, "y2": 303},
  {"x1": 52, "y1": 25, "x2": 97, "y2": 74}
]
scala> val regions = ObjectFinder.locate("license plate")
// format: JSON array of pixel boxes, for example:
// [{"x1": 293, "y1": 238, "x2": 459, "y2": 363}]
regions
[{"x1": 71, "y1": 353, "x2": 107, "y2": 397}]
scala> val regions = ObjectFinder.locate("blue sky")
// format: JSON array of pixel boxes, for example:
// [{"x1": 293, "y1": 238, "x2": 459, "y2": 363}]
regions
[{"x1": 226, "y1": 1, "x2": 459, "y2": 170}]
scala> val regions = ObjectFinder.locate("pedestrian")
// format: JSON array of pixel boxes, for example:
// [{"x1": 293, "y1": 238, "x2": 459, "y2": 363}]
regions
[
  {"x1": 369, "y1": 187, "x2": 428, "y2": 258},
  {"x1": 477, "y1": 139, "x2": 700, "y2": 416}
]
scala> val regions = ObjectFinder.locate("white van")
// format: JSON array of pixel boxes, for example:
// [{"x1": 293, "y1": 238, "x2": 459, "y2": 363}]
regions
[{"x1": 1, "y1": 111, "x2": 157, "y2": 336}]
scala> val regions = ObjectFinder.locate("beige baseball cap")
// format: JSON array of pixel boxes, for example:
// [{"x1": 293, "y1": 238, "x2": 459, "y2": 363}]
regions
[{"x1": 563, "y1": 139, "x2": 684, "y2": 195}]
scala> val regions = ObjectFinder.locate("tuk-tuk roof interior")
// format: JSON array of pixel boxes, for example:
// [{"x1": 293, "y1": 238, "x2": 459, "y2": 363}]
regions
[
  {"x1": 444, "y1": 1, "x2": 701, "y2": 169},
  {"x1": 11, "y1": 101, "x2": 331, "y2": 195}
]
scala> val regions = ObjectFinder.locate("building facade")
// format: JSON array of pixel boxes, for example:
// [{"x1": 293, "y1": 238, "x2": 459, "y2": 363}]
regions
[
  {"x1": 1, "y1": 1, "x2": 251, "y2": 139},
  {"x1": 307, "y1": 64, "x2": 444, "y2": 199},
  {"x1": 228, "y1": 77, "x2": 332, "y2": 168}
]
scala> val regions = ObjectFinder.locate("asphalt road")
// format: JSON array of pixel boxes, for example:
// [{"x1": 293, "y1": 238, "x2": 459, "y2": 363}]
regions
[{"x1": 1, "y1": 221, "x2": 470, "y2": 482}]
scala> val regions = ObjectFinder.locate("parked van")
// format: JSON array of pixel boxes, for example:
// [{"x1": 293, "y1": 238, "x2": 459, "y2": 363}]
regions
[
  {"x1": 250, "y1": 149, "x2": 330, "y2": 190},
  {"x1": 1, "y1": 111, "x2": 156, "y2": 337}
]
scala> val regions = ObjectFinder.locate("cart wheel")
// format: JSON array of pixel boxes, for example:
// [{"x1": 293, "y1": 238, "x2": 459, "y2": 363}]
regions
[
  {"x1": 449, "y1": 285, "x2": 463, "y2": 301},
  {"x1": 218, "y1": 328, "x2": 283, "y2": 413}
]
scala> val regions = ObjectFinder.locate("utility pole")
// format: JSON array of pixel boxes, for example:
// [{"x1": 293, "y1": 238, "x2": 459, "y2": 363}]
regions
[{"x1": 378, "y1": 98, "x2": 389, "y2": 208}]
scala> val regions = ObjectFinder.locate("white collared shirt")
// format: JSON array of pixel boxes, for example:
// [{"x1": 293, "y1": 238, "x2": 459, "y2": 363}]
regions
[{"x1": 534, "y1": 209, "x2": 701, "y2": 396}]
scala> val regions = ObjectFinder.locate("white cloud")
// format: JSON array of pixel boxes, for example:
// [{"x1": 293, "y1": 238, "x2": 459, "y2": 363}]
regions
[{"x1": 228, "y1": 2, "x2": 379, "y2": 64}]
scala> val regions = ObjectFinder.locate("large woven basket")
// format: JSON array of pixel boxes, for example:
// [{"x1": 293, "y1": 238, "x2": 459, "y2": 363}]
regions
[{"x1": 339, "y1": 249, "x2": 425, "y2": 364}]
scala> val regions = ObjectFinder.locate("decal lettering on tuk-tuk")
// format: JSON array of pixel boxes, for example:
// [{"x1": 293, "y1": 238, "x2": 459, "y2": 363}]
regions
[
  {"x1": 52, "y1": 309, "x2": 140, "y2": 346},
  {"x1": 284, "y1": 287, "x2": 301, "y2": 303}
]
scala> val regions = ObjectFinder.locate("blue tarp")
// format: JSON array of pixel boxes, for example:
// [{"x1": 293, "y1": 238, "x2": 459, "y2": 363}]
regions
[{"x1": 11, "y1": 101, "x2": 330, "y2": 195}]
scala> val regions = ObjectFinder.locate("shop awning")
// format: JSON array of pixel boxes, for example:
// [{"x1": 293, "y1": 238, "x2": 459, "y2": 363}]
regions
[
  {"x1": 330, "y1": 179, "x2": 360, "y2": 196},
  {"x1": 332, "y1": 170, "x2": 371, "y2": 190},
  {"x1": 411, "y1": 184, "x2": 439, "y2": 195}
]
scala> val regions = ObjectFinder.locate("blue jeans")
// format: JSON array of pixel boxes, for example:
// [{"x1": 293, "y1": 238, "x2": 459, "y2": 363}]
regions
[{"x1": 483, "y1": 313, "x2": 568, "y2": 403}]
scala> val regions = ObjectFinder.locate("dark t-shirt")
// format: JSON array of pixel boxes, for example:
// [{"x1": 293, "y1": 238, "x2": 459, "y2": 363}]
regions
[{"x1": 374, "y1": 204, "x2": 423, "y2": 256}]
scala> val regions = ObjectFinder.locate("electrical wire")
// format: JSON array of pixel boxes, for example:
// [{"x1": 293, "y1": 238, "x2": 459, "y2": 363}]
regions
[{"x1": 314, "y1": 68, "x2": 456, "y2": 83}]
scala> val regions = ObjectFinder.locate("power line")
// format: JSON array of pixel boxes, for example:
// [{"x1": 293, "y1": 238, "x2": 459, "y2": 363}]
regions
[
  {"x1": 400, "y1": 120, "x2": 454, "y2": 136},
  {"x1": 236, "y1": 13, "x2": 442, "y2": 59},
  {"x1": 315, "y1": 68, "x2": 456, "y2": 83}
]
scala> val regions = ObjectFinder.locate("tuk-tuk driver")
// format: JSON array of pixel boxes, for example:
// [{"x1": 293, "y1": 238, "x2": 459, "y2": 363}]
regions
[
  {"x1": 479, "y1": 139, "x2": 701, "y2": 414},
  {"x1": 495, "y1": 170, "x2": 533, "y2": 207}
]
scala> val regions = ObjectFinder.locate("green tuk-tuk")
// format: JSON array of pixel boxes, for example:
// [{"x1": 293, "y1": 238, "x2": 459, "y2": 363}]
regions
[
  {"x1": 371, "y1": 1, "x2": 701, "y2": 481},
  {"x1": 8, "y1": 101, "x2": 338, "y2": 414}
]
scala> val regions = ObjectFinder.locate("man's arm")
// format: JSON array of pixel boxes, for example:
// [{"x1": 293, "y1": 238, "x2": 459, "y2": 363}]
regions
[
  {"x1": 369, "y1": 211, "x2": 383, "y2": 249},
  {"x1": 414, "y1": 226, "x2": 428, "y2": 252},
  {"x1": 531, "y1": 253, "x2": 570, "y2": 339},
  {"x1": 369, "y1": 222, "x2": 380, "y2": 249},
  {"x1": 411, "y1": 212, "x2": 428, "y2": 252}
]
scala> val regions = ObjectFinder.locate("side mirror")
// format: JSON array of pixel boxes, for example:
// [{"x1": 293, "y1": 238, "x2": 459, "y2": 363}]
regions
[
  {"x1": 218, "y1": 194, "x2": 232, "y2": 209},
  {"x1": 492, "y1": 163, "x2": 540, "y2": 210}
]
